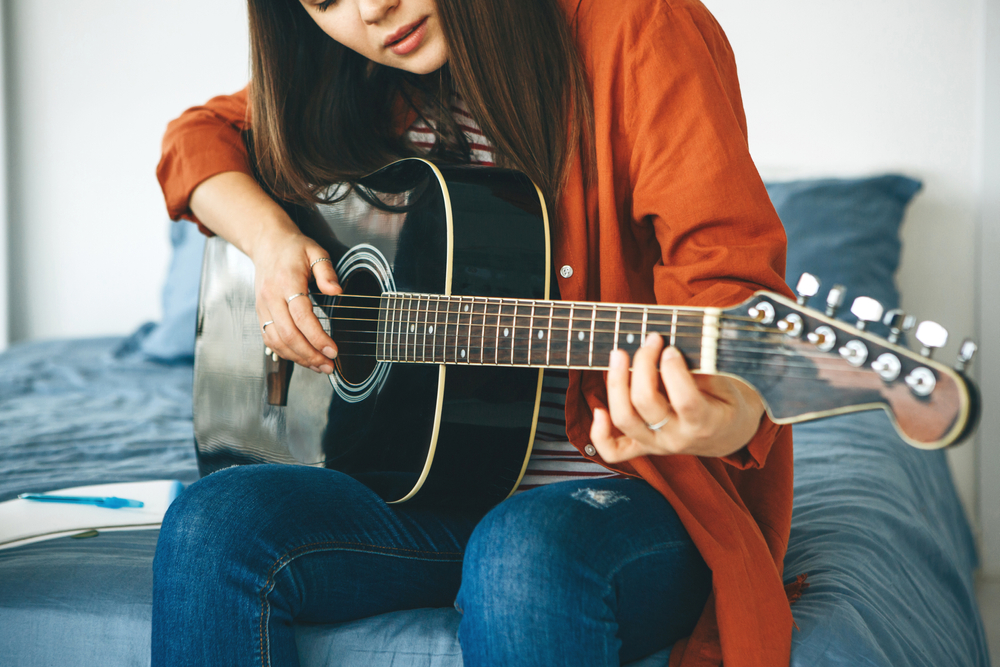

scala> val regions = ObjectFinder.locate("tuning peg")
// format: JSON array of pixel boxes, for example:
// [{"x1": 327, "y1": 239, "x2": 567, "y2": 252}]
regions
[
  {"x1": 956, "y1": 339, "x2": 978, "y2": 372},
  {"x1": 915, "y1": 321, "x2": 948, "y2": 358},
  {"x1": 795, "y1": 273, "x2": 821, "y2": 306},
  {"x1": 825, "y1": 285, "x2": 847, "y2": 317},
  {"x1": 883, "y1": 309, "x2": 905, "y2": 343},
  {"x1": 851, "y1": 297, "x2": 884, "y2": 331}
]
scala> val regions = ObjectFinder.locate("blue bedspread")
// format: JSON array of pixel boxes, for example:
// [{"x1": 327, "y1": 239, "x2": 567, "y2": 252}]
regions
[
  {"x1": 0, "y1": 336, "x2": 991, "y2": 666},
  {"x1": 0, "y1": 332, "x2": 200, "y2": 502}
]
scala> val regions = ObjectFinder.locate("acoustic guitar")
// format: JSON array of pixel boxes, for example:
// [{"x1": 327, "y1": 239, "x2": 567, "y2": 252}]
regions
[{"x1": 193, "y1": 158, "x2": 979, "y2": 509}]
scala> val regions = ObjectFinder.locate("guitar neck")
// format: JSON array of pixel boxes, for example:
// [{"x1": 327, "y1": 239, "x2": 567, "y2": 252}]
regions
[{"x1": 375, "y1": 292, "x2": 722, "y2": 372}]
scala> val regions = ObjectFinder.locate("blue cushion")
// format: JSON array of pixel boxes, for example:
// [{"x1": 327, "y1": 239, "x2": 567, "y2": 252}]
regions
[
  {"x1": 766, "y1": 175, "x2": 922, "y2": 336},
  {"x1": 139, "y1": 221, "x2": 206, "y2": 362}
]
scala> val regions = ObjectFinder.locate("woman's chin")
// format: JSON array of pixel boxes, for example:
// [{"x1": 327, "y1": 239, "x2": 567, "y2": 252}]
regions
[{"x1": 393, "y1": 48, "x2": 449, "y2": 75}]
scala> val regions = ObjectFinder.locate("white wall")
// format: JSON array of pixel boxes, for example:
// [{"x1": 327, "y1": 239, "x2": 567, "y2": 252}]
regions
[
  {"x1": 978, "y1": 0, "x2": 1000, "y2": 576},
  {"x1": 0, "y1": 0, "x2": 7, "y2": 349},
  {"x1": 703, "y1": 0, "x2": 984, "y2": 543},
  {"x1": 5, "y1": 0, "x2": 249, "y2": 345}
]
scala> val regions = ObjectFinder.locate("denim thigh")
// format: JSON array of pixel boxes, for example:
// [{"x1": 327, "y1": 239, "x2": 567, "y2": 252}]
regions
[
  {"x1": 456, "y1": 477, "x2": 711, "y2": 666},
  {"x1": 152, "y1": 464, "x2": 481, "y2": 667}
]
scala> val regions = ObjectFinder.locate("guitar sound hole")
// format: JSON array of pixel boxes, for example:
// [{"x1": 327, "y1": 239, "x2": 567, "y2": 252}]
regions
[{"x1": 333, "y1": 270, "x2": 382, "y2": 385}]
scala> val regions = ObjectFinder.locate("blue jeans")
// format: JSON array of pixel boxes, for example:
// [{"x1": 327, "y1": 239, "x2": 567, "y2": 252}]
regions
[{"x1": 152, "y1": 465, "x2": 711, "y2": 666}]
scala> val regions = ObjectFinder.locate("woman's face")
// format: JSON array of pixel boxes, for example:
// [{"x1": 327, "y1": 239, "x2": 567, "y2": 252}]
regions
[{"x1": 299, "y1": 0, "x2": 449, "y2": 75}]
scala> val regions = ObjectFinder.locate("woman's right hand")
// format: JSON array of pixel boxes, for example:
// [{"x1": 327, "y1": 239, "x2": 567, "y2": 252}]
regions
[
  {"x1": 188, "y1": 171, "x2": 343, "y2": 375},
  {"x1": 252, "y1": 228, "x2": 343, "y2": 374}
]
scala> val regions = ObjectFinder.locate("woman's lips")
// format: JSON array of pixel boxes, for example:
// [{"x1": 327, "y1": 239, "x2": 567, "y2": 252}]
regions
[{"x1": 386, "y1": 17, "x2": 428, "y2": 56}]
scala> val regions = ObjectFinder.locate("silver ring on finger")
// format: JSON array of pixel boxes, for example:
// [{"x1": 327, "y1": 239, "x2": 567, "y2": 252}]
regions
[
  {"x1": 286, "y1": 292, "x2": 308, "y2": 305},
  {"x1": 646, "y1": 415, "x2": 671, "y2": 431},
  {"x1": 261, "y1": 320, "x2": 274, "y2": 335},
  {"x1": 310, "y1": 257, "x2": 332, "y2": 270}
]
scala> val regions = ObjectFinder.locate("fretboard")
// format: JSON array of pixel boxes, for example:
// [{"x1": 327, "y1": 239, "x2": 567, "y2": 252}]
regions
[{"x1": 375, "y1": 292, "x2": 721, "y2": 372}]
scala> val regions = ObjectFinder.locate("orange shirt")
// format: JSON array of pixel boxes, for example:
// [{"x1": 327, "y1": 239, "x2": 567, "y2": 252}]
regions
[{"x1": 157, "y1": 1, "x2": 798, "y2": 664}]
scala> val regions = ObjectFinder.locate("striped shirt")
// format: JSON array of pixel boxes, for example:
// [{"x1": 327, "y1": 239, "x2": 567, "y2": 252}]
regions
[{"x1": 407, "y1": 95, "x2": 626, "y2": 491}]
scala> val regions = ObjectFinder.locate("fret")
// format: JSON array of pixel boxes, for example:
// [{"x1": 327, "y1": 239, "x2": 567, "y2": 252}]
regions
[
  {"x1": 513, "y1": 301, "x2": 528, "y2": 365},
  {"x1": 613, "y1": 306, "x2": 622, "y2": 350},
  {"x1": 545, "y1": 302, "x2": 554, "y2": 365},
  {"x1": 670, "y1": 310, "x2": 678, "y2": 347},
  {"x1": 451, "y1": 297, "x2": 462, "y2": 363},
  {"x1": 403, "y1": 295, "x2": 413, "y2": 361},
  {"x1": 410, "y1": 295, "x2": 419, "y2": 361},
  {"x1": 376, "y1": 294, "x2": 386, "y2": 362},
  {"x1": 618, "y1": 307, "x2": 642, "y2": 351},
  {"x1": 478, "y1": 298, "x2": 488, "y2": 364},
  {"x1": 592, "y1": 306, "x2": 618, "y2": 362},
  {"x1": 528, "y1": 303, "x2": 536, "y2": 365},
  {"x1": 390, "y1": 294, "x2": 399, "y2": 362},
  {"x1": 497, "y1": 299, "x2": 513, "y2": 365},
  {"x1": 494, "y1": 298, "x2": 502, "y2": 365},
  {"x1": 428, "y1": 295, "x2": 444, "y2": 362},
  {"x1": 641, "y1": 307, "x2": 648, "y2": 346},
  {"x1": 420, "y1": 295, "x2": 429, "y2": 362},
  {"x1": 462, "y1": 297, "x2": 472, "y2": 363},
  {"x1": 588, "y1": 305, "x2": 597, "y2": 367},
  {"x1": 453, "y1": 297, "x2": 462, "y2": 363},
  {"x1": 566, "y1": 303, "x2": 575, "y2": 367},
  {"x1": 441, "y1": 296, "x2": 450, "y2": 362}
]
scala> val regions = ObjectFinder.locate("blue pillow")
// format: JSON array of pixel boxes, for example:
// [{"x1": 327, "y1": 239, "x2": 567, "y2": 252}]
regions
[
  {"x1": 765, "y1": 175, "x2": 922, "y2": 337},
  {"x1": 139, "y1": 221, "x2": 206, "y2": 362}
]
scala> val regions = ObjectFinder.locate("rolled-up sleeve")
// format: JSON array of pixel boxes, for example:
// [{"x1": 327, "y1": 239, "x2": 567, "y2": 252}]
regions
[{"x1": 156, "y1": 86, "x2": 252, "y2": 227}]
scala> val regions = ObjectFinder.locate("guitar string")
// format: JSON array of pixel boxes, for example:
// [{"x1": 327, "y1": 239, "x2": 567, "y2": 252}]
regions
[
  {"x1": 305, "y1": 295, "x2": 769, "y2": 326},
  {"x1": 314, "y1": 306, "x2": 782, "y2": 333},
  {"x1": 307, "y1": 298, "x2": 868, "y2": 337},
  {"x1": 319, "y1": 333, "x2": 903, "y2": 377},
  {"x1": 319, "y1": 347, "x2": 898, "y2": 381},
  {"x1": 278, "y1": 297, "x2": 910, "y2": 367},
  {"x1": 309, "y1": 317, "x2": 897, "y2": 365}
]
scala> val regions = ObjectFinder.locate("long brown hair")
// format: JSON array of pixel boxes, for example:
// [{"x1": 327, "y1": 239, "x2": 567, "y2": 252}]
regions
[{"x1": 246, "y1": 0, "x2": 593, "y2": 208}]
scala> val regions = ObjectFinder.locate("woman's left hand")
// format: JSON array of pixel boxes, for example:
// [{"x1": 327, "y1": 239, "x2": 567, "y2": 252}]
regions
[{"x1": 590, "y1": 333, "x2": 765, "y2": 463}]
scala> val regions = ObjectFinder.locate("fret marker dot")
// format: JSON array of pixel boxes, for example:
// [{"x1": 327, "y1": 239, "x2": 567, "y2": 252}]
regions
[
  {"x1": 626, "y1": 334, "x2": 634, "y2": 344},
  {"x1": 578, "y1": 332, "x2": 585, "y2": 341},
  {"x1": 428, "y1": 326, "x2": 434, "y2": 334},
  {"x1": 538, "y1": 331, "x2": 544, "y2": 339},
  {"x1": 410, "y1": 325, "x2": 415, "y2": 333},
  {"x1": 461, "y1": 349, "x2": 466, "y2": 358},
  {"x1": 464, "y1": 305, "x2": 469, "y2": 312},
  {"x1": 504, "y1": 328, "x2": 510, "y2": 337}
]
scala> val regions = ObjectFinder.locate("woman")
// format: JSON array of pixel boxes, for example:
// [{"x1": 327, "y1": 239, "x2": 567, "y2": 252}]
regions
[{"x1": 153, "y1": 0, "x2": 799, "y2": 665}]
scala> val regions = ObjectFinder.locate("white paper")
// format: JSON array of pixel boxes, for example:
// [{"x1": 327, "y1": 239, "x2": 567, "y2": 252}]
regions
[{"x1": 0, "y1": 480, "x2": 184, "y2": 550}]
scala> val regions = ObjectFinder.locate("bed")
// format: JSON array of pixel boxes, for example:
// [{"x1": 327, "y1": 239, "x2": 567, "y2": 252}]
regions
[{"x1": 0, "y1": 175, "x2": 991, "y2": 666}]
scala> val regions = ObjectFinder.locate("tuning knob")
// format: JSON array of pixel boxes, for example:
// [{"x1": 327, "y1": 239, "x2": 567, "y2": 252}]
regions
[
  {"x1": 883, "y1": 309, "x2": 905, "y2": 343},
  {"x1": 956, "y1": 339, "x2": 978, "y2": 372},
  {"x1": 795, "y1": 273, "x2": 821, "y2": 306},
  {"x1": 915, "y1": 321, "x2": 948, "y2": 358},
  {"x1": 851, "y1": 297, "x2": 884, "y2": 331},
  {"x1": 825, "y1": 285, "x2": 847, "y2": 317}
]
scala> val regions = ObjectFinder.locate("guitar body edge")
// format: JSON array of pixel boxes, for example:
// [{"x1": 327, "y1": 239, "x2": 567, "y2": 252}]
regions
[{"x1": 193, "y1": 159, "x2": 550, "y2": 510}]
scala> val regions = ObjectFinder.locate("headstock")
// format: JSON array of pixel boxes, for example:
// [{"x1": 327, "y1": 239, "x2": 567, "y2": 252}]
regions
[{"x1": 717, "y1": 274, "x2": 980, "y2": 450}]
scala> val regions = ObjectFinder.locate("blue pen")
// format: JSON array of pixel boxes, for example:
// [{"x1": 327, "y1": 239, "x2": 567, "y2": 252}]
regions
[{"x1": 18, "y1": 494, "x2": 144, "y2": 509}]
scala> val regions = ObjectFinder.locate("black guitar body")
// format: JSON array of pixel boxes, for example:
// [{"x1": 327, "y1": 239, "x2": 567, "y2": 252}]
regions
[{"x1": 194, "y1": 160, "x2": 550, "y2": 509}]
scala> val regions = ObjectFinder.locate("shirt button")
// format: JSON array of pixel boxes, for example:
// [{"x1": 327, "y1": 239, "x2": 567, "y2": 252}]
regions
[
  {"x1": 584, "y1": 444, "x2": 597, "y2": 456},
  {"x1": 559, "y1": 265, "x2": 574, "y2": 279}
]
